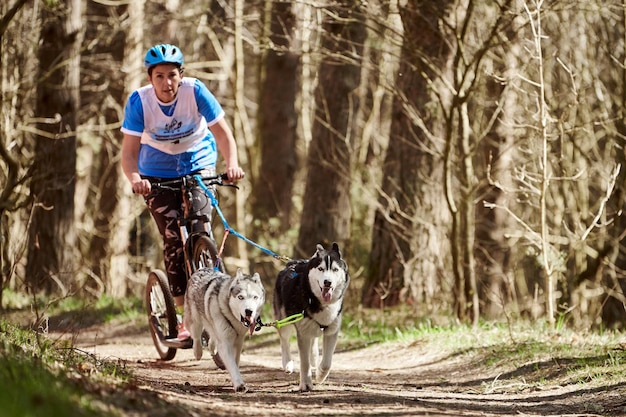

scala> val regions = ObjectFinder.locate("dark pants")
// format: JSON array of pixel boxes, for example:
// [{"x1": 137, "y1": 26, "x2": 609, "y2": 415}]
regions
[{"x1": 144, "y1": 171, "x2": 215, "y2": 298}]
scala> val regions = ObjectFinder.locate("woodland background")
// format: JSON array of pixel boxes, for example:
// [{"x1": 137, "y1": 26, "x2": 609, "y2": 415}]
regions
[{"x1": 2, "y1": 0, "x2": 626, "y2": 330}]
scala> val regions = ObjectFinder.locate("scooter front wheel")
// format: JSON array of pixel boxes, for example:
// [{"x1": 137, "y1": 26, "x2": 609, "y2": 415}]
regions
[
  {"x1": 192, "y1": 235, "x2": 225, "y2": 273},
  {"x1": 145, "y1": 269, "x2": 178, "y2": 361}
]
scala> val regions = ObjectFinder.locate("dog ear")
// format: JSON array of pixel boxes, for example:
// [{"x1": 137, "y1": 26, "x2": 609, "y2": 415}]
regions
[
  {"x1": 235, "y1": 268, "x2": 244, "y2": 279},
  {"x1": 313, "y1": 244, "x2": 325, "y2": 258},
  {"x1": 331, "y1": 242, "x2": 340, "y2": 256},
  {"x1": 251, "y1": 272, "x2": 262, "y2": 283}
]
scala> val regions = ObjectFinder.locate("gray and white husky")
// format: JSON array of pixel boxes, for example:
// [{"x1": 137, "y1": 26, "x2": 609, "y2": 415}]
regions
[
  {"x1": 184, "y1": 268, "x2": 265, "y2": 392},
  {"x1": 273, "y1": 242, "x2": 350, "y2": 392}
]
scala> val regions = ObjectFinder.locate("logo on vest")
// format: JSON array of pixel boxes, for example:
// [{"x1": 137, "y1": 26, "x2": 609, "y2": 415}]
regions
[{"x1": 165, "y1": 118, "x2": 183, "y2": 134}]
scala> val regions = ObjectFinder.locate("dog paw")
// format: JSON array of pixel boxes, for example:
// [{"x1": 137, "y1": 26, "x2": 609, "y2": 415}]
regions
[
  {"x1": 299, "y1": 383, "x2": 313, "y2": 392},
  {"x1": 299, "y1": 375, "x2": 314, "y2": 392},
  {"x1": 316, "y1": 367, "x2": 331, "y2": 383},
  {"x1": 212, "y1": 352, "x2": 226, "y2": 370},
  {"x1": 284, "y1": 360, "x2": 294, "y2": 374},
  {"x1": 234, "y1": 384, "x2": 248, "y2": 393},
  {"x1": 192, "y1": 341, "x2": 203, "y2": 361}
]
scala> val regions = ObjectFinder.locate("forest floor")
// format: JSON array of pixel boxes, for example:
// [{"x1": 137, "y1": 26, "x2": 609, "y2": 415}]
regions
[{"x1": 55, "y1": 315, "x2": 626, "y2": 417}]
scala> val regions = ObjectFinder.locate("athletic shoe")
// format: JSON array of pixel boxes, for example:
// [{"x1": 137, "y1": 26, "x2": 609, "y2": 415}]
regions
[{"x1": 176, "y1": 322, "x2": 190, "y2": 341}]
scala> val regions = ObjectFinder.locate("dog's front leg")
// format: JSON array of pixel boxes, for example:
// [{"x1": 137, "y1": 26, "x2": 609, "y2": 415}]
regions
[
  {"x1": 233, "y1": 335, "x2": 245, "y2": 366},
  {"x1": 297, "y1": 334, "x2": 315, "y2": 392},
  {"x1": 187, "y1": 314, "x2": 205, "y2": 360},
  {"x1": 310, "y1": 337, "x2": 319, "y2": 381},
  {"x1": 208, "y1": 337, "x2": 226, "y2": 370},
  {"x1": 316, "y1": 330, "x2": 339, "y2": 384},
  {"x1": 216, "y1": 337, "x2": 247, "y2": 393},
  {"x1": 277, "y1": 325, "x2": 294, "y2": 373}
]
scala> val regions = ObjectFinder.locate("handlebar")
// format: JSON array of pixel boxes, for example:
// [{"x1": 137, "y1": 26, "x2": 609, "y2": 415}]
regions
[{"x1": 151, "y1": 172, "x2": 238, "y2": 191}]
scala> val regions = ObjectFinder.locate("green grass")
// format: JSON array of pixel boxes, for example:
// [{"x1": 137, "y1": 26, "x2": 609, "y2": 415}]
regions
[
  {"x1": 340, "y1": 308, "x2": 626, "y2": 394},
  {"x1": 2, "y1": 297, "x2": 626, "y2": 415},
  {"x1": 0, "y1": 294, "x2": 144, "y2": 417},
  {"x1": 0, "y1": 320, "x2": 124, "y2": 417},
  {"x1": 3, "y1": 289, "x2": 143, "y2": 329},
  {"x1": 1, "y1": 288, "x2": 32, "y2": 310},
  {"x1": 341, "y1": 306, "x2": 458, "y2": 348}
]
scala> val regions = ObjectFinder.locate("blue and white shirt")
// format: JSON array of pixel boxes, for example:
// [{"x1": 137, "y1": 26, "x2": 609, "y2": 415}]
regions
[{"x1": 121, "y1": 77, "x2": 225, "y2": 178}]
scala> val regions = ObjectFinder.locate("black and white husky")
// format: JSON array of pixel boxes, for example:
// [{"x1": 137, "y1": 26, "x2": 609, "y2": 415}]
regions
[
  {"x1": 273, "y1": 242, "x2": 350, "y2": 392},
  {"x1": 184, "y1": 268, "x2": 265, "y2": 392}
]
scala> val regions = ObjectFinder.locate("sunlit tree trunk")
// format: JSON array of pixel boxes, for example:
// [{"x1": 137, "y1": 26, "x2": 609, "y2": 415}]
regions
[
  {"x1": 26, "y1": 0, "x2": 82, "y2": 295},
  {"x1": 477, "y1": 65, "x2": 519, "y2": 319},
  {"x1": 588, "y1": 1, "x2": 626, "y2": 328},
  {"x1": 349, "y1": 0, "x2": 401, "y2": 272},
  {"x1": 363, "y1": 2, "x2": 452, "y2": 309},
  {"x1": 296, "y1": 2, "x2": 366, "y2": 257},
  {"x1": 251, "y1": 0, "x2": 298, "y2": 265},
  {"x1": 83, "y1": 0, "x2": 141, "y2": 298},
  {"x1": 0, "y1": 0, "x2": 31, "y2": 307}
]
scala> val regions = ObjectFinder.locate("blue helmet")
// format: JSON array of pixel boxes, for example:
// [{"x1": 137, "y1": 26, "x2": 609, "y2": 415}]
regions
[{"x1": 144, "y1": 44, "x2": 184, "y2": 70}]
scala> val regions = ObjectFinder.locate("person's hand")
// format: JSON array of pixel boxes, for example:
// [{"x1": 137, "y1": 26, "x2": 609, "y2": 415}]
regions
[
  {"x1": 225, "y1": 166, "x2": 245, "y2": 182},
  {"x1": 131, "y1": 178, "x2": 152, "y2": 195}
]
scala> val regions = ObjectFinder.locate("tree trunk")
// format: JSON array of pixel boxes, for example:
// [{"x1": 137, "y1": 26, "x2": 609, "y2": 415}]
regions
[
  {"x1": 363, "y1": 1, "x2": 451, "y2": 309},
  {"x1": 26, "y1": 0, "x2": 82, "y2": 295},
  {"x1": 295, "y1": 2, "x2": 366, "y2": 257},
  {"x1": 255, "y1": 0, "x2": 298, "y2": 231},
  {"x1": 82, "y1": 0, "x2": 137, "y2": 298},
  {"x1": 349, "y1": 0, "x2": 401, "y2": 277},
  {"x1": 0, "y1": 0, "x2": 38, "y2": 308},
  {"x1": 596, "y1": 4, "x2": 626, "y2": 329},
  {"x1": 251, "y1": 0, "x2": 298, "y2": 266}
]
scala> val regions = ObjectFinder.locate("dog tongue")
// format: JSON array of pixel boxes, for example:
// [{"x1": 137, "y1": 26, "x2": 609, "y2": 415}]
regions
[
  {"x1": 248, "y1": 320, "x2": 255, "y2": 335},
  {"x1": 322, "y1": 287, "x2": 333, "y2": 302}
]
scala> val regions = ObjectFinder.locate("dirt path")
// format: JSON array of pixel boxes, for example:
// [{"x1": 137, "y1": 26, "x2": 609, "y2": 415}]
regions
[{"x1": 72, "y1": 320, "x2": 626, "y2": 417}]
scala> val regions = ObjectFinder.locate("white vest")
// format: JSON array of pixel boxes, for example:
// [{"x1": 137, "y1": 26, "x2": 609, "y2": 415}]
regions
[{"x1": 138, "y1": 78, "x2": 208, "y2": 155}]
